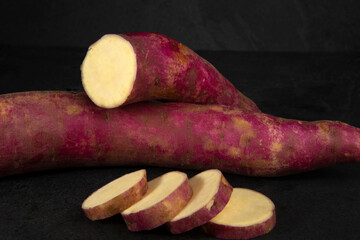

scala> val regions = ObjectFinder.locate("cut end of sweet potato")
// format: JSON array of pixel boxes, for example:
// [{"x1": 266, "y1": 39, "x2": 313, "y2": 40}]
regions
[
  {"x1": 82, "y1": 169, "x2": 147, "y2": 220},
  {"x1": 202, "y1": 188, "x2": 276, "y2": 239},
  {"x1": 81, "y1": 34, "x2": 137, "y2": 108},
  {"x1": 121, "y1": 171, "x2": 192, "y2": 231},
  {"x1": 167, "y1": 169, "x2": 233, "y2": 234}
]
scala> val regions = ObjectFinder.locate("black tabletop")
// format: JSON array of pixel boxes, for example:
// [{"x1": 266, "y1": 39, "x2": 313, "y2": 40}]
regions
[{"x1": 0, "y1": 46, "x2": 359, "y2": 240}]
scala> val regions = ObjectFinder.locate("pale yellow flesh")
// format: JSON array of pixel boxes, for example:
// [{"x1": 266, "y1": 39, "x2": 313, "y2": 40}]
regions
[
  {"x1": 82, "y1": 169, "x2": 145, "y2": 209},
  {"x1": 122, "y1": 172, "x2": 186, "y2": 214},
  {"x1": 209, "y1": 188, "x2": 274, "y2": 227},
  {"x1": 81, "y1": 34, "x2": 137, "y2": 108},
  {"x1": 171, "y1": 169, "x2": 221, "y2": 221}
]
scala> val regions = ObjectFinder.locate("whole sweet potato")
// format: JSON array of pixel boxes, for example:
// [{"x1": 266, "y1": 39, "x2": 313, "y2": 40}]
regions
[
  {"x1": 81, "y1": 32, "x2": 259, "y2": 111},
  {"x1": 0, "y1": 91, "x2": 358, "y2": 177}
]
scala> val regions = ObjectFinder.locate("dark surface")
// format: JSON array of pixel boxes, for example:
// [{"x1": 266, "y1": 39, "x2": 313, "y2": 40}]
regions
[
  {"x1": 0, "y1": 46, "x2": 360, "y2": 240},
  {"x1": 1, "y1": 0, "x2": 360, "y2": 51}
]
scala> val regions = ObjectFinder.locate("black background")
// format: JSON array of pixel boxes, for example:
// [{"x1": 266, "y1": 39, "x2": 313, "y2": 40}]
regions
[
  {"x1": 1, "y1": 0, "x2": 360, "y2": 51},
  {"x1": 1, "y1": 1, "x2": 360, "y2": 240}
]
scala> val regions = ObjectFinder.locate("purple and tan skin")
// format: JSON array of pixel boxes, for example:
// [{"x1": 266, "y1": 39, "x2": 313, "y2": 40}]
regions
[
  {"x1": 0, "y1": 91, "x2": 359, "y2": 177},
  {"x1": 81, "y1": 32, "x2": 260, "y2": 111}
]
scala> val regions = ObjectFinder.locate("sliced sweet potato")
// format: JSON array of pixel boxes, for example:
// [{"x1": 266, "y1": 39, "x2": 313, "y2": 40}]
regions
[
  {"x1": 121, "y1": 171, "x2": 192, "y2": 231},
  {"x1": 202, "y1": 188, "x2": 276, "y2": 239},
  {"x1": 81, "y1": 32, "x2": 259, "y2": 111},
  {"x1": 166, "y1": 169, "x2": 233, "y2": 234},
  {"x1": 82, "y1": 169, "x2": 147, "y2": 220}
]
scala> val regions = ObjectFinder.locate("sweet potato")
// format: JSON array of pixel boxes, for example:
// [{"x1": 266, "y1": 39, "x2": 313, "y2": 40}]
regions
[
  {"x1": 166, "y1": 169, "x2": 233, "y2": 234},
  {"x1": 82, "y1": 169, "x2": 147, "y2": 220},
  {"x1": 202, "y1": 188, "x2": 276, "y2": 239},
  {"x1": 0, "y1": 91, "x2": 359, "y2": 177},
  {"x1": 121, "y1": 171, "x2": 192, "y2": 231},
  {"x1": 80, "y1": 32, "x2": 259, "y2": 111}
]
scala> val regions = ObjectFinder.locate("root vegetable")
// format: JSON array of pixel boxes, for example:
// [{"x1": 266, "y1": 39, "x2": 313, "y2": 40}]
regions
[
  {"x1": 81, "y1": 169, "x2": 147, "y2": 220},
  {"x1": 80, "y1": 32, "x2": 259, "y2": 111},
  {"x1": 121, "y1": 171, "x2": 192, "y2": 231},
  {"x1": 166, "y1": 169, "x2": 232, "y2": 234},
  {"x1": 0, "y1": 91, "x2": 359, "y2": 177},
  {"x1": 201, "y1": 188, "x2": 276, "y2": 239}
]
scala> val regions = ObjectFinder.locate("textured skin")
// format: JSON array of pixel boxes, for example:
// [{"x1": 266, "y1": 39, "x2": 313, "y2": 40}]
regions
[
  {"x1": 166, "y1": 172, "x2": 233, "y2": 234},
  {"x1": 121, "y1": 171, "x2": 192, "y2": 231},
  {"x1": 85, "y1": 32, "x2": 260, "y2": 112},
  {"x1": 82, "y1": 170, "x2": 147, "y2": 221},
  {"x1": 201, "y1": 210, "x2": 276, "y2": 239},
  {"x1": 0, "y1": 91, "x2": 359, "y2": 177}
]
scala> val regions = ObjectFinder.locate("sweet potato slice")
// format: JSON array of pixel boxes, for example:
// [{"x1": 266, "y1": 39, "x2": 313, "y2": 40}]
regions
[
  {"x1": 202, "y1": 188, "x2": 276, "y2": 239},
  {"x1": 121, "y1": 171, "x2": 192, "y2": 231},
  {"x1": 166, "y1": 169, "x2": 233, "y2": 234},
  {"x1": 82, "y1": 169, "x2": 147, "y2": 220}
]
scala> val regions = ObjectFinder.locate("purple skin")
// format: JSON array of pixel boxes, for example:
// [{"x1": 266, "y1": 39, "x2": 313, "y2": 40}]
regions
[
  {"x1": 201, "y1": 211, "x2": 276, "y2": 239},
  {"x1": 118, "y1": 32, "x2": 260, "y2": 112},
  {"x1": 121, "y1": 172, "x2": 192, "y2": 231},
  {"x1": 166, "y1": 174, "x2": 233, "y2": 234},
  {"x1": 0, "y1": 91, "x2": 359, "y2": 177}
]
